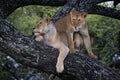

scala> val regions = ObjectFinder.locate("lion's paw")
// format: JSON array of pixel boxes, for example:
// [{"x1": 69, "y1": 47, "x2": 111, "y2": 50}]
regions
[{"x1": 56, "y1": 62, "x2": 64, "y2": 73}]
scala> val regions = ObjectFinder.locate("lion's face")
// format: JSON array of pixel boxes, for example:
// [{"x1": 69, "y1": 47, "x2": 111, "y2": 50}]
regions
[
  {"x1": 33, "y1": 18, "x2": 48, "y2": 36},
  {"x1": 33, "y1": 17, "x2": 50, "y2": 41},
  {"x1": 70, "y1": 10, "x2": 87, "y2": 31}
]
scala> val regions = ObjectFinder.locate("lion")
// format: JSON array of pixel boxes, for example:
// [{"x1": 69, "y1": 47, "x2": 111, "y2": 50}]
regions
[
  {"x1": 33, "y1": 17, "x2": 69, "y2": 73},
  {"x1": 33, "y1": 17, "x2": 84, "y2": 73},
  {"x1": 73, "y1": 32, "x2": 83, "y2": 50},
  {"x1": 55, "y1": 10, "x2": 97, "y2": 58}
]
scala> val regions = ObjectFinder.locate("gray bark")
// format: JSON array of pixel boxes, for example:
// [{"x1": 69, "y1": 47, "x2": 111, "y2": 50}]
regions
[{"x1": 0, "y1": 0, "x2": 120, "y2": 80}]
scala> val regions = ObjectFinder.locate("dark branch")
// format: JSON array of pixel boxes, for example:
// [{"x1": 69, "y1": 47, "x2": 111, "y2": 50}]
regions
[
  {"x1": 87, "y1": 0, "x2": 112, "y2": 4},
  {"x1": 0, "y1": 0, "x2": 68, "y2": 19},
  {"x1": 52, "y1": 0, "x2": 78, "y2": 22},
  {"x1": 52, "y1": 0, "x2": 120, "y2": 22},
  {"x1": 0, "y1": 0, "x2": 120, "y2": 20},
  {"x1": 87, "y1": 5, "x2": 120, "y2": 19},
  {"x1": 0, "y1": 19, "x2": 120, "y2": 80},
  {"x1": 0, "y1": 0, "x2": 120, "y2": 80}
]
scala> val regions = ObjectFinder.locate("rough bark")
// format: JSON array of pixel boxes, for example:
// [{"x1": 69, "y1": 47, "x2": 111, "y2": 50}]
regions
[
  {"x1": 0, "y1": 0, "x2": 120, "y2": 80},
  {"x1": 0, "y1": 0, "x2": 67, "y2": 19},
  {"x1": 0, "y1": 19, "x2": 120, "y2": 80},
  {"x1": 118, "y1": 31, "x2": 120, "y2": 52},
  {"x1": 0, "y1": 0, "x2": 120, "y2": 20},
  {"x1": 52, "y1": 0, "x2": 120, "y2": 22}
]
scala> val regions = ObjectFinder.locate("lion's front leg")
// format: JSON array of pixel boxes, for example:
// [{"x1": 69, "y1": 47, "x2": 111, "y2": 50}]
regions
[
  {"x1": 52, "y1": 40, "x2": 69, "y2": 73},
  {"x1": 66, "y1": 30, "x2": 76, "y2": 53},
  {"x1": 56, "y1": 42, "x2": 69, "y2": 73},
  {"x1": 80, "y1": 26, "x2": 97, "y2": 59}
]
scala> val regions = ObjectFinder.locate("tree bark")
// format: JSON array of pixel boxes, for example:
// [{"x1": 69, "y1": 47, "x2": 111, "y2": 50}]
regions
[
  {"x1": 0, "y1": 19, "x2": 120, "y2": 80},
  {"x1": 52, "y1": 0, "x2": 120, "y2": 22},
  {"x1": 0, "y1": 0, "x2": 120, "y2": 80},
  {"x1": 1, "y1": 0, "x2": 120, "y2": 20},
  {"x1": 118, "y1": 31, "x2": 120, "y2": 52}
]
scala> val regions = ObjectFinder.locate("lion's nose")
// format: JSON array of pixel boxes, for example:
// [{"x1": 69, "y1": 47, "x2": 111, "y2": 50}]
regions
[
  {"x1": 75, "y1": 26, "x2": 77, "y2": 29},
  {"x1": 75, "y1": 26, "x2": 76, "y2": 29}
]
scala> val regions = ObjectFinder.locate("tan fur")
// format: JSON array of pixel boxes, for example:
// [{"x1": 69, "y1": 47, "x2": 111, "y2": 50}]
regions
[
  {"x1": 33, "y1": 17, "x2": 69, "y2": 73},
  {"x1": 74, "y1": 32, "x2": 83, "y2": 50},
  {"x1": 58, "y1": 32, "x2": 83, "y2": 51},
  {"x1": 55, "y1": 10, "x2": 97, "y2": 58}
]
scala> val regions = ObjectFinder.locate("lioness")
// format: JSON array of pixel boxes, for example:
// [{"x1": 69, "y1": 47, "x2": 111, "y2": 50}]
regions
[
  {"x1": 73, "y1": 32, "x2": 83, "y2": 50},
  {"x1": 55, "y1": 10, "x2": 97, "y2": 58},
  {"x1": 33, "y1": 17, "x2": 69, "y2": 73}
]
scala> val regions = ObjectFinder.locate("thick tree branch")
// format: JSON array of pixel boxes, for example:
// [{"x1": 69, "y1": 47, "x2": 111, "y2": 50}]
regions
[
  {"x1": 87, "y1": 0, "x2": 112, "y2": 4},
  {"x1": 0, "y1": 0, "x2": 120, "y2": 20},
  {"x1": 0, "y1": 0, "x2": 120, "y2": 80},
  {"x1": 87, "y1": 5, "x2": 120, "y2": 19},
  {"x1": 0, "y1": 19, "x2": 120, "y2": 80},
  {"x1": 52, "y1": 0, "x2": 120, "y2": 22},
  {"x1": 0, "y1": 0, "x2": 68, "y2": 19},
  {"x1": 52, "y1": 0, "x2": 78, "y2": 22}
]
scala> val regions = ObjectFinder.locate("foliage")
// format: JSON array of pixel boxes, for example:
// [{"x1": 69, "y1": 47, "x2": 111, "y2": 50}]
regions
[
  {"x1": 0, "y1": 4, "x2": 119, "y2": 80},
  {"x1": 8, "y1": 5, "x2": 60, "y2": 36},
  {"x1": 87, "y1": 15, "x2": 120, "y2": 61},
  {"x1": 0, "y1": 5, "x2": 61, "y2": 80}
]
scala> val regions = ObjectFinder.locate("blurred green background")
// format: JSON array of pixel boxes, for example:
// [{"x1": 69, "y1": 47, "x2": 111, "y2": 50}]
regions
[{"x1": 0, "y1": 2, "x2": 120, "y2": 80}]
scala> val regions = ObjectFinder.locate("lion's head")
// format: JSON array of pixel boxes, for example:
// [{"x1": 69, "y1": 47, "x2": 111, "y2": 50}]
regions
[
  {"x1": 70, "y1": 10, "x2": 87, "y2": 31},
  {"x1": 33, "y1": 17, "x2": 50, "y2": 41}
]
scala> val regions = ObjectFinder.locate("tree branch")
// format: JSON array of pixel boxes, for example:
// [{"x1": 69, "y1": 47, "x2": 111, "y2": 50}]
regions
[
  {"x1": 0, "y1": 0, "x2": 120, "y2": 20},
  {"x1": 0, "y1": 0, "x2": 120, "y2": 80},
  {"x1": 52, "y1": 0, "x2": 120, "y2": 22},
  {"x1": 86, "y1": 0, "x2": 112, "y2": 4},
  {"x1": 0, "y1": 19, "x2": 120, "y2": 80},
  {"x1": 87, "y1": 5, "x2": 120, "y2": 19},
  {"x1": 0, "y1": 0, "x2": 68, "y2": 19}
]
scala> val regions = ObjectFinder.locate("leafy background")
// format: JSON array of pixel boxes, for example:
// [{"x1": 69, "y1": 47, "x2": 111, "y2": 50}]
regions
[{"x1": 0, "y1": 2, "x2": 120, "y2": 80}]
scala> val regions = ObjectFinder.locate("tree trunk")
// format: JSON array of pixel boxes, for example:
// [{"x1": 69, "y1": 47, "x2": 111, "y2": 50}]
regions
[
  {"x1": 0, "y1": 0, "x2": 120, "y2": 80},
  {"x1": 118, "y1": 31, "x2": 120, "y2": 52}
]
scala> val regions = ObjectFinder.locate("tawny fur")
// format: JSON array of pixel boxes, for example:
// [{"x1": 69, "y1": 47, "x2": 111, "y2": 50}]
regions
[
  {"x1": 33, "y1": 17, "x2": 69, "y2": 73},
  {"x1": 55, "y1": 10, "x2": 97, "y2": 58},
  {"x1": 74, "y1": 32, "x2": 83, "y2": 50}
]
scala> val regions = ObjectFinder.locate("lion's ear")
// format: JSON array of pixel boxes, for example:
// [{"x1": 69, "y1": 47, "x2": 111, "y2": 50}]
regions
[
  {"x1": 45, "y1": 17, "x2": 51, "y2": 24},
  {"x1": 70, "y1": 9, "x2": 76, "y2": 16},
  {"x1": 82, "y1": 12, "x2": 87, "y2": 17}
]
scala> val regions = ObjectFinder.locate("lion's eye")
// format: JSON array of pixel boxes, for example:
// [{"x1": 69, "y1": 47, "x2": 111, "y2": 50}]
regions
[
  {"x1": 78, "y1": 19, "x2": 80, "y2": 21},
  {"x1": 39, "y1": 22, "x2": 42, "y2": 24},
  {"x1": 73, "y1": 19, "x2": 76, "y2": 20}
]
